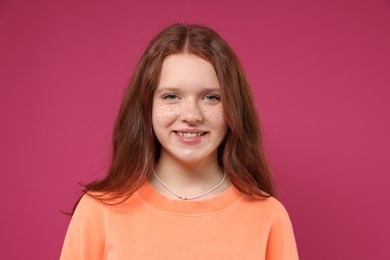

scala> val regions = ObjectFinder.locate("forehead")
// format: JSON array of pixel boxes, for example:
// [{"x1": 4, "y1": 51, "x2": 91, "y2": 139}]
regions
[{"x1": 157, "y1": 54, "x2": 220, "y2": 89}]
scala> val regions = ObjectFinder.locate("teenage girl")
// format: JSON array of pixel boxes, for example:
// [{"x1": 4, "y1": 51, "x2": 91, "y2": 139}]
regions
[{"x1": 60, "y1": 23, "x2": 299, "y2": 260}]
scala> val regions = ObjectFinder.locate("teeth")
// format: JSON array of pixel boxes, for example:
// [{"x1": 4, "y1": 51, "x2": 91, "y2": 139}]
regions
[{"x1": 176, "y1": 131, "x2": 204, "y2": 138}]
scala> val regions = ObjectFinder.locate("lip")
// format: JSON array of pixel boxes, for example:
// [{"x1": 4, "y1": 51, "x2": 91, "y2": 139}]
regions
[{"x1": 173, "y1": 128, "x2": 208, "y2": 145}]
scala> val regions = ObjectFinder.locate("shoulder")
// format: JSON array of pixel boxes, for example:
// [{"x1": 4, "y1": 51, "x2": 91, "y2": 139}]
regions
[
  {"x1": 251, "y1": 197, "x2": 299, "y2": 259},
  {"x1": 74, "y1": 190, "x2": 142, "y2": 217},
  {"x1": 262, "y1": 196, "x2": 290, "y2": 215},
  {"x1": 71, "y1": 192, "x2": 108, "y2": 220},
  {"x1": 264, "y1": 197, "x2": 293, "y2": 223},
  {"x1": 61, "y1": 193, "x2": 109, "y2": 259},
  {"x1": 240, "y1": 194, "x2": 292, "y2": 220}
]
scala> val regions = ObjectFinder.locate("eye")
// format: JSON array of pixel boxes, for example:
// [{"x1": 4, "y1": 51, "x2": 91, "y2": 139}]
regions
[
  {"x1": 162, "y1": 93, "x2": 179, "y2": 100},
  {"x1": 204, "y1": 94, "x2": 221, "y2": 101}
]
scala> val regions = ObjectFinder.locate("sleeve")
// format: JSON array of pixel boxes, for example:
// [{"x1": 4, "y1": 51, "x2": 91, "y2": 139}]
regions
[
  {"x1": 265, "y1": 200, "x2": 299, "y2": 260},
  {"x1": 60, "y1": 194, "x2": 106, "y2": 260}
]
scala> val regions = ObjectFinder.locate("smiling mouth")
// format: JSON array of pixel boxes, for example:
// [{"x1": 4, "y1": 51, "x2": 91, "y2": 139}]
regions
[{"x1": 174, "y1": 131, "x2": 206, "y2": 138}]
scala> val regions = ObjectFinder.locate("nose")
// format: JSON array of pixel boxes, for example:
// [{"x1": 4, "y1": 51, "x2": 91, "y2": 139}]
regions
[{"x1": 180, "y1": 100, "x2": 203, "y2": 124}]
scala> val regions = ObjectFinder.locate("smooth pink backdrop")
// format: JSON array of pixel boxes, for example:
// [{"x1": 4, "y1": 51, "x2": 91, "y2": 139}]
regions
[{"x1": 1, "y1": 0, "x2": 389, "y2": 259}]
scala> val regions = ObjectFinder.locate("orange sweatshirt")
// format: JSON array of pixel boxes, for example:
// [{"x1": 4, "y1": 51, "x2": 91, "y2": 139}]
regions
[{"x1": 60, "y1": 181, "x2": 299, "y2": 259}]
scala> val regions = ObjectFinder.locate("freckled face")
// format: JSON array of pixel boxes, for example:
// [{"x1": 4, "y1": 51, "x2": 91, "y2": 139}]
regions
[{"x1": 152, "y1": 54, "x2": 228, "y2": 164}]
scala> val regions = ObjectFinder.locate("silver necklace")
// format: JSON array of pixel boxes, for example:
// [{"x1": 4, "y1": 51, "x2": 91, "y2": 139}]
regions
[{"x1": 152, "y1": 169, "x2": 226, "y2": 201}]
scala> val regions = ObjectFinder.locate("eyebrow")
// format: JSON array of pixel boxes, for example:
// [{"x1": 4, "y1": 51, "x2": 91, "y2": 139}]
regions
[{"x1": 155, "y1": 86, "x2": 221, "y2": 94}]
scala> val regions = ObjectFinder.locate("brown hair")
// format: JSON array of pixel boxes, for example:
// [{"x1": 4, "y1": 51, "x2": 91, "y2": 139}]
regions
[{"x1": 83, "y1": 23, "x2": 274, "y2": 204}]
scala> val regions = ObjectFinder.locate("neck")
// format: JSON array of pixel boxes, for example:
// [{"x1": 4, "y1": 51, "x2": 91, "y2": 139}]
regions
[{"x1": 156, "y1": 151, "x2": 222, "y2": 180}]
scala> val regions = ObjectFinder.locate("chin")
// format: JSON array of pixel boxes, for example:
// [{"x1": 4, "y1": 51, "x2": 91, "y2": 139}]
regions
[
  {"x1": 176, "y1": 155, "x2": 203, "y2": 163},
  {"x1": 174, "y1": 151, "x2": 215, "y2": 164}
]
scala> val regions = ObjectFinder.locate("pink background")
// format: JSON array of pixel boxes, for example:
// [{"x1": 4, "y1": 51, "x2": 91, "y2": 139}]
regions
[{"x1": 1, "y1": 0, "x2": 389, "y2": 259}]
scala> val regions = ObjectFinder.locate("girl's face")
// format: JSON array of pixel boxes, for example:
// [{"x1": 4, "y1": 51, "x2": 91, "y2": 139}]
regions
[{"x1": 152, "y1": 54, "x2": 228, "y2": 165}]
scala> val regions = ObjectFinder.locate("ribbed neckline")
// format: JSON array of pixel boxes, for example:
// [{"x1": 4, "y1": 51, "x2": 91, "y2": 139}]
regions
[{"x1": 136, "y1": 180, "x2": 243, "y2": 215}]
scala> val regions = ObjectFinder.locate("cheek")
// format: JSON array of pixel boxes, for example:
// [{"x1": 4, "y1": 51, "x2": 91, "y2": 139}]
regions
[
  {"x1": 204, "y1": 106, "x2": 227, "y2": 128},
  {"x1": 152, "y1": 102, "x2": 178, "y2": 125}
]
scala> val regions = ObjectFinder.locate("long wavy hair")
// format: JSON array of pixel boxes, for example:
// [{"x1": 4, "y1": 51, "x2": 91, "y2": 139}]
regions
[{"x1": 81, "y1": 23, "x2": 274, "y2": 206}]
